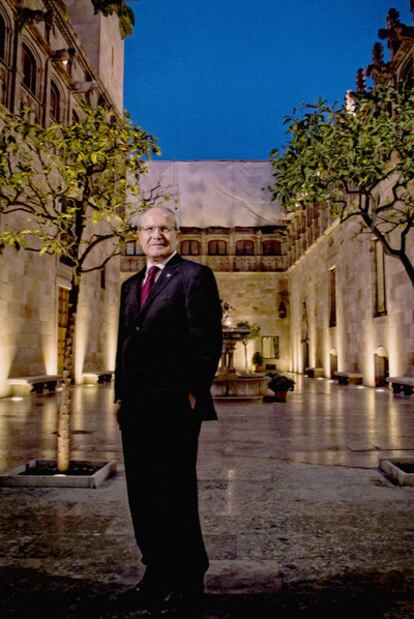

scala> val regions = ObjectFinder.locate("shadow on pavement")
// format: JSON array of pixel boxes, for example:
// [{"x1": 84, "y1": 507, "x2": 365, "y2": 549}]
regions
[{"x1": 1, "y1": 566, "x2": 413, "y2": 618}]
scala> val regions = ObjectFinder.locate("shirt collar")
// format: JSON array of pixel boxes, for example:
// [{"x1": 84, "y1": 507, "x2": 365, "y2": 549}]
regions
[{"x1": 145, "y1": 250, "x2": 177, "y2": 274}]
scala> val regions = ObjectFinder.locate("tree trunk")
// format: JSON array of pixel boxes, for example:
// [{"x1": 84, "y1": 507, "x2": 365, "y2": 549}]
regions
[
  {"x1": 364, "y1": 209, "x2": 414, "y2": 288},
  {"x1": 57, "y1": 271, "x2": 80, "y2": 473},
  {"x1": 396, "y1": 251, "x2": 414, "y2": 287}
]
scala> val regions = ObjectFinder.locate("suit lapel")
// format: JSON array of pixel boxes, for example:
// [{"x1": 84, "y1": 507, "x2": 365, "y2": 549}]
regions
[{"x1": 126, "y1": 269, "x2": 145, "y2": 317}]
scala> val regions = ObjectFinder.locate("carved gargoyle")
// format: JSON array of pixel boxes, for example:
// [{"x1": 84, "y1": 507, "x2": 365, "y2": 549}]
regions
[
  {"x1": 378, "y1": 8, "x2": 414, "y2": 58},
  {"x1": 17, "y1": 8, "x2": 53, "y2": 30}
]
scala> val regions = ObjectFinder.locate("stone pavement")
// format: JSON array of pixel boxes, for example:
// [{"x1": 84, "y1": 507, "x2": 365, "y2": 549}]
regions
[{"x1": 0, "y1": 377, "x2": 414, "y2": 618}]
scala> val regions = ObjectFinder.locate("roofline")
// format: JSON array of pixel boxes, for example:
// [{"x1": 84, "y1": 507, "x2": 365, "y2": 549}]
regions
[{"x1": 148, "y1": 159, "x2": 271, "y2": 163}]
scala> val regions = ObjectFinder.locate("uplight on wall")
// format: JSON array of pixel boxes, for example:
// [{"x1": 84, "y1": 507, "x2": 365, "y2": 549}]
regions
[{"x1": 51, "y1": 48, "x2": 75, "y2": 67}]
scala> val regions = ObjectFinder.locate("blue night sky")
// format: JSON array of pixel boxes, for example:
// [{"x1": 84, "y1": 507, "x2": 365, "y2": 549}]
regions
[{"x1": 124, "y1": 0, "x2": 412, "y2": 160}]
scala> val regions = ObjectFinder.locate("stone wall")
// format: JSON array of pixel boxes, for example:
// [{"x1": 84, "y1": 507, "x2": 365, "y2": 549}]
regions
[
  {"x1": 0, "y1": 236, "x2": 120, "y2": 396},
  {"x1": 0, "y1": 0, "x2": 124, "y2": 396},
  {"x1": 0, "y1": 245, "x2": 56, "y2": 396},
  {"x1": 64, "y1": 0, "x2": 124, "y2": 111},
  {"x1": 288, "y1": 219, "x2": 414, "y2": 385},
  {"x1": 215, "y1": 272, "x2": 290, "y2": 372},
  {"x1": 74, "y1": 255, "x2": 120, "y2": 384}
]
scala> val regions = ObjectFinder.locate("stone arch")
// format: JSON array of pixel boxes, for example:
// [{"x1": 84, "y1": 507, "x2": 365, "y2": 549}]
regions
[
  {"x1": 0, "y1": 2, "x2": 12, "y2": 62},
  {"x1": 21, "y1": 42, "x2": 39, "y2": 96},
  {"x1": 0, "y1": 4, "x2": 12, "y2": 107},
  {"x1": 49, "y1": 78, "x2": 63, "y2": 122}
]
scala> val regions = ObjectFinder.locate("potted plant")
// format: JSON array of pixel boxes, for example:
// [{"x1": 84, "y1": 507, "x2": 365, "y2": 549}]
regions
[
  {"x1": 267, "y1": 373, "x2": 295, "y2": 402},
  {"x1": 252, "y1": 351, "x2": 264, "y2": 372}
]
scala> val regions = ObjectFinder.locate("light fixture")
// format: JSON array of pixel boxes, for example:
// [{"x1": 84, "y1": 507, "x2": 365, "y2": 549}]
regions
[
  {"x1": 51, "y1": 48, "x2": 75, "y2": 66},
  {"x1": 277, "y1": 290, "x2": 289, "y2": 319}
]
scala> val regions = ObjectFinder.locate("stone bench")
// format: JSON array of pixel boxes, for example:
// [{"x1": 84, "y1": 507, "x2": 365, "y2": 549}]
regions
[
  {"x1": 8, "y1": 375, "x2": 61, "y2": 397},
  {"x1": 305, "y1": 367, "x2": 324, "y2": 378},
  {"x1": 333, "y1": 371, "x2": 363, "y2": 385},
  {"x1": 386, "y1": 377, "x2": 414, "y2": 396},
  {"x1": 83, "y1": 371, "x2": 114, "y2": 385}
]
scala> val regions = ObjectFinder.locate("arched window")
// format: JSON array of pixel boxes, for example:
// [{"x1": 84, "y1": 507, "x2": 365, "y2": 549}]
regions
[
  {"x1": 22, "y1": 44, "x2": 37, "y2": 95},
  {"x1": 0, "y1": 14, "x2": 5, "y2": 60},
  {"x1": 125, "y1": 240, "x2": 144, "y2": 256},
  {"x1": 208, "y1": 240, "x2": 227, "y2": 256},
  {"x1": 50, "y1": 80, "x2": 61, "y2": 122},
  {"x1": 180, "y1": 240, "x2": 200, "y2": 255},
  {"x1": 263, "y1": 239, "x2": 281, "y2": 256},
  {"x1": 125, "y1": 240, "x2": 136, "y2": 256},
  {"x1": 235, "y1": 240, "x2": 254, "y2": 255},
  {"x1": 72, "y1": 109, "x2": 80, "y2": 124}
]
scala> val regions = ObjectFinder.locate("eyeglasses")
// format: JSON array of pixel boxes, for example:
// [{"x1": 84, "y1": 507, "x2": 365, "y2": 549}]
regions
[{"x1": 139, "y1": 226, "x2": 177, "y2": 235}]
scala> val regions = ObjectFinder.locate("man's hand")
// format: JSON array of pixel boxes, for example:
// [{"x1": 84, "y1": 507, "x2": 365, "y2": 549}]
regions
[
  {"x1": 188, "y1": 392, "x2": 197, "y2": 410},
  {"x1": 114, "y1": 401, "x2": 122, "y2": 427}
]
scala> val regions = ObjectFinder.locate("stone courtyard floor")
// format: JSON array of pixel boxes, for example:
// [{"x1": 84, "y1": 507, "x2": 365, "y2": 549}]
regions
[{"x1": 0, "y1": 376, "x2": 413, "y2": 618}]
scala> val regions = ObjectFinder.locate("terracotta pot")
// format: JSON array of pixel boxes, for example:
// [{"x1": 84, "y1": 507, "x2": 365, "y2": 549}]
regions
[{"x1": 274, "y1": 390, "x2": 287, "y2": 402}]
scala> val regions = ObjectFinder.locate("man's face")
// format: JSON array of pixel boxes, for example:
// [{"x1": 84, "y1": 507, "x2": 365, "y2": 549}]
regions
[{"x1": 138, "y1": 208, "x2": 179, "y2": 261}]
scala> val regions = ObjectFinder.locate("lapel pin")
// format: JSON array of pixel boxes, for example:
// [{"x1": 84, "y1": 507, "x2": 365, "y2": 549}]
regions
[{"x1": 166, "y1": 273, "x2": 172, "y2": 278}]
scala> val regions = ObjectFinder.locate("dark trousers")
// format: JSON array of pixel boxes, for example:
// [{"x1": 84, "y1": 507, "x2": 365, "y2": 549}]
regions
[{"x1": 120, "y1": 392, "x2": 208, "y2": 586}]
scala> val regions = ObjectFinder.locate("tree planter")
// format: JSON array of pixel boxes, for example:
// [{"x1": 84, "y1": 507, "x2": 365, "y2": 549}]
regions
[
  {"x1": 274, "y1": 391, "x2": 288, "y2": 402},
  {"x1": 0, "y1": 459, "x2": 117, "y2": 489},
  {"x1": 265, "y1": 374, "x2": 295, "y2": 403},
  {"x1": 263, "y1": 391, "x2": 288, "y2": 403}
]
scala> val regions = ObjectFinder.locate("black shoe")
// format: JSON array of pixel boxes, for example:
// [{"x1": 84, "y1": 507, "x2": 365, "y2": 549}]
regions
[
  {"x1": 113, "y1": 576, "x2": 172, "y2": 614},
  {"x1": 158, "y1": 586, "x2": 204, "y2": 617}
]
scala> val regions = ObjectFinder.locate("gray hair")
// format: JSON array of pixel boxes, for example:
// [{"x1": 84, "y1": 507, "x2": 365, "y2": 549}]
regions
[{"x1": 137, "y1": 206, "x2": 180, "y2": 231}]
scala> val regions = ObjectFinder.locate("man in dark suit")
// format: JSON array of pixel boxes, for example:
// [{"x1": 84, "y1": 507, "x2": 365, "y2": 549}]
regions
[{"x1": 114, "y1": 206, "x2": 222, "y2": 616}]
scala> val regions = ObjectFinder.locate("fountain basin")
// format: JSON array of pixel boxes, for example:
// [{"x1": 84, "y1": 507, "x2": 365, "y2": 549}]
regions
[{"x1": 212, "y1": 372, "x2": 268, "y2": 400}]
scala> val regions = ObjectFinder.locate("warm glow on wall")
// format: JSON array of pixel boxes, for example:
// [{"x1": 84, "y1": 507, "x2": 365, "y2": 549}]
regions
[
  {"x1": 41, "y1": 333, "x2": 57, "y2": 375},
  {"x1": 0, "y1": 316, "x2": 16, "y2": 398},
  {"x1": 104, "y1": 309, "x2": 118, "y2": 372},
  {"x1": 363, "y1": 320, "x2": 376, "y2": 386},
  {"x1": 74, "y1": 312, "x2": 91, "y2": 385},
  {"x1": 386, "y1": 318, "x2": 401, "y2": 376}
]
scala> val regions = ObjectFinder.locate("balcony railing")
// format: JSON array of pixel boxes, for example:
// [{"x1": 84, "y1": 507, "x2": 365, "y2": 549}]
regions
[
  {"x1": 121, "y1": 254, "x2": 285, "y2": 273},
  {"x1": 205, "y1": 256, "x2": 232, "y2": 272},
  {"x1": 121, "y1": 256, "x2": 146, "y2": 272}
]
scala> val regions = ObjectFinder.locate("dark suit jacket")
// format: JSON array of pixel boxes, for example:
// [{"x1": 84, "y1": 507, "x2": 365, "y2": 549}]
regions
[{"x1": 115, "y1": 253, "x2": 222, "y2": 420}]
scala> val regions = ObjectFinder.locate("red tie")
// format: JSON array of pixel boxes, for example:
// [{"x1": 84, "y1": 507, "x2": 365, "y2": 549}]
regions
[{"x1": 141, "y1": 265, "x2": 159, "y2": 305}]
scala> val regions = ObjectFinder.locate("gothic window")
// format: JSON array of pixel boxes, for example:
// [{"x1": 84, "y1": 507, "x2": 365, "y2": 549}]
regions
[
  {"x1": 263, "y1": 239, "x2": 281, "y2": 255},
  {"x1": 50, "y1": 80, "x2": 61, "y2": 122},
  {"x1": 329, "y1": 267, "x2": 336, "y2": 327},
  {"x1": 125, "y1": 240, "x2": 136, "y2": 256},
  {"x1": 100, "y1": 266, "x2": 106, "y2": 290},
  {"x1": 235, "y1": 240, "x2": 254, "y2": 255},
  {"x1": 180, "y1": 240, "x2": 200, "y2": 255},
  {"x1": 22, "y1": 44, "x2": 37, "y2": 95},
  {"x1": 373, "y1": 240, "x2": 387, "y2": 316},
  {"x1": 125, "y1": 240, "x2": 144, "y2": 256},
  {"x1": 72, "y1": 109, "x2": 80, "y2": 123},
  {"x1": 0, "y1": 14, "x2": 5, "y2": 60},
  {"x1": 208, "y1": 240, "x2": 227, "y2": 255}
]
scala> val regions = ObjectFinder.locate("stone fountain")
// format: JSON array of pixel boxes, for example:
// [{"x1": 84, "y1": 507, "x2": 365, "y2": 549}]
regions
[{"x1": 212, "y1": 303, "x2": 269, "y2": 400}]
